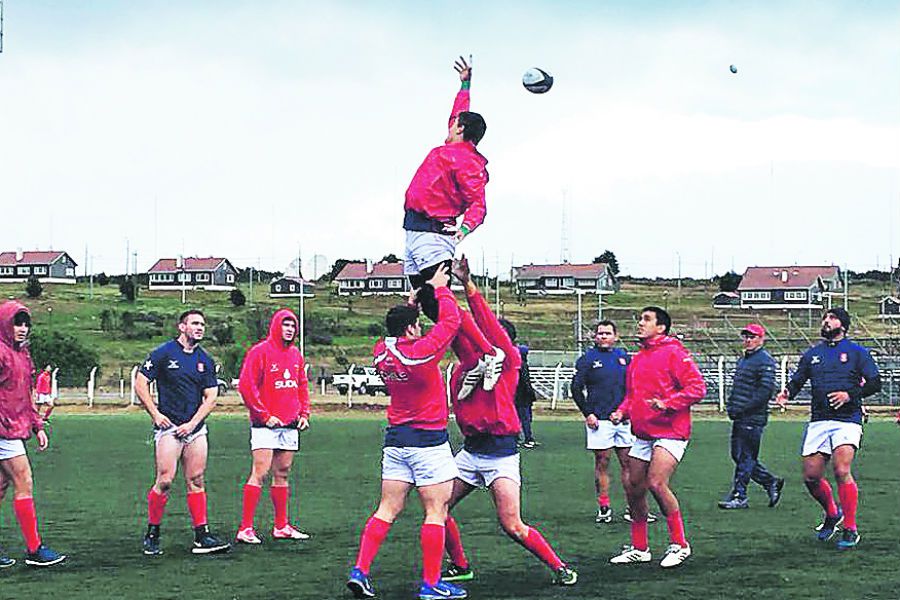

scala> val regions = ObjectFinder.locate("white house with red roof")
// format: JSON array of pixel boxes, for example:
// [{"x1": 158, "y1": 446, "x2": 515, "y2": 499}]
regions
[
  {"x1": 512, "y1": 263, "x2": 617, "y2": 295},
  {"x1": 334, "y1": 261, "x2": 410, "y2": 295},
  {"x1": 736, "y1": 266, "x2": 842, "y2": 309},
  {"x1": 0, "y1": 250, "x2": 77, "y2": 284},
  {"x1": 147, "y1": 257, "x2": 238, "y2": 291}
]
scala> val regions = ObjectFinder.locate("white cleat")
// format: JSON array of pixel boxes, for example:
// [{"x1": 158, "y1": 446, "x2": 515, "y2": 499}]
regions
[
  {"x1": 481, "y1": 347, "x2": 506, "y2": 391},
  {"x1": 272, "y1": 524, "x2": 311, "y2": 540},
  {"x1": 659, "y1": 543, "x2": 691, "y2": 568},
  {"x1": 609, "y1": 545, "x2": 652, "y2": 564},
  {"x1": 458, "y1": 362, "x2": 486, "y2": 400},
  {"x1": 235, "y1": 527, "x2": 262, "y2": 545}
]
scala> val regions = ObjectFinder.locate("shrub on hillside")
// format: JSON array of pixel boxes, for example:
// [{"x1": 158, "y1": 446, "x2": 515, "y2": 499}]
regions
[
  {"x1": 29, "y1": 330, "x2": 100, "y2": 387},
  {"x1": 230, "y1": 289, "x2": 246, "y2": 307},
  {"x1": 25, "y1": 276, "x2": 42, "y2": 298},
  {"x1": 97, "y1": 273, "x2": 110, "y2": 286},
  {"x1": 119, "y1": 279, "x2": 136, "y2": 302},
  {"x1": 212, "y1": 322, "x2": 235, "y2": 345}
]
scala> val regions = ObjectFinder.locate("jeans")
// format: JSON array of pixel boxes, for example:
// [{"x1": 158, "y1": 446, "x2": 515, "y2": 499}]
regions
[
  {"x1": 730, "y1": 422, "x2": 777, "y2": 499},
  {"x1": 516, "y1": 403, "x2": 534, "y2": 442}
]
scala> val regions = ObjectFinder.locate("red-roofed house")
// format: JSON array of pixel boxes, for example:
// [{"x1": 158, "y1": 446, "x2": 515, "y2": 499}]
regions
[
  {"x1": 737, "y1": 266, "x2": 842, "y2": 309},
  {"x1": 0, "y1": 250, "x2": 77, "y2": 284},
  {"x1": 147, "y1": 257, "x2": 238, "y2": 291},
  {"x1": 512, "y1": 263, "x2": 617, "y2": 295},
  {"x1": 334, "y1": 261, "x2": 410, "y2": 295}
]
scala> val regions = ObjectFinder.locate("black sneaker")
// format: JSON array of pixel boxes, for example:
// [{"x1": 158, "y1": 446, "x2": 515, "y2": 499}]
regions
[
  {"x1": 767, "y1": 478, "x2": 785, "y2": 508},
  {"x1": 24, "y1": 544, "x2": 66, "y2": 568},
  {"x1": 441, "y1": 563, "x2": 474, "y2": 582},
  {"x1": 143, "y1": 524, "x2": 163, "y2": 556},
  {"x1": 552, "y1": 565, "x2": 578, "y2": 586},
  {"x1": 717, "y1": 497, "x2": 749, "y2": 510},
  {"x1": 595, "y1": 506, "x2": 613, "y2": 524},
  {"x1": 0, "y1": 545, "x2": 15, "y2": 569},
  {"x1": 192, "y1": 525, "x2": 231, "y2": 555}
]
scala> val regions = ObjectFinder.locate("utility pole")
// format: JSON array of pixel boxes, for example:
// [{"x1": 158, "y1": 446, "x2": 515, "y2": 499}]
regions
[
  {"x1": 676, "y1": 252, "x2": 682, "y2": 299},
  {"x1": 298, "y1": 245, "x2": 305, "y2": 357}
]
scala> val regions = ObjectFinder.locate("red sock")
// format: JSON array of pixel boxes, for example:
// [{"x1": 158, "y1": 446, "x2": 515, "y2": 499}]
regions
[
  {"x1": 666, "y1": 510, "x2": 688, "y2": 547},
  {"x1": 186, "y1": 490, "x2": 208, "y2": 528},
  {"x1": 518, "y1": 526, "x2": 564, "y2": 570},
  {"x1": 837, "y1": 480, "x2": 859, "y2": 530},
  {"x1": 444, "y1": 516, "x2": 469, "y2": 569},
  {"x1": 43, "y1": 405, "x2": 55, "y2": 420},
  {"x1": 598, "y1": 494, "x2": 610, "y2": 508},
  {"x1": 240, "y1": 484, "x2": 262, "y2": 530},
  {"x1": 147, "y1": 488, "x2": 168, "y2": 525},
  {"x1": 460, "y1": 310, "x2": 495, "y2": 356},
  {"x1": 630, "y1": 519, "x2": 649, "y2": 551},
  {"x1": 421, "y1": 523, "x2": 445, "y2": 586},
  {"x1": 271, "y1": 485, "x2": 290, "y2": 529},
  {"x1": 13, "y1": 497, "x2": 41, "y2": 553},
  {"x1": 355, "y1": 516, "x2": 392, "y2": 574},
  {"x1": 805, "y1": 479, "x2": 839, "y2": 517}
]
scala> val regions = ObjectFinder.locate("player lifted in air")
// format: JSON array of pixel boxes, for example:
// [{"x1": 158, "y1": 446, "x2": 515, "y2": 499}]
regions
[
  {"x1": 136, "y1": 310, "x2": 230, "y2": 556},
  {"x1": 347, "y1": 265, "x2": 468, "y2": 600},
  {"x1": 609, "y1": 307, "x2": 706, "y2": 569},
  {"x1": 440, "y1": 256, "x2": 576, "y2": 587},
  {"x1": 237, "y1": 309, "x2": 309, "y2": 544},
  {"x1": 776, "y1": 308, "x2": 880, "y2": 549},
  {"x1": 236, "y1": 309, "x2": 311, "y2": 544},
  {"x1": 0, "y1": 302, "x2": 66, "y2": 567},
  {"x1": 403, "y1": 55, "x2": 504, "y2": 397}
]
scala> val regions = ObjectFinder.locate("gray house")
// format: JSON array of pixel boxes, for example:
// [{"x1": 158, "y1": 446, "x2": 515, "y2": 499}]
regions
[
  {"x1": 270, "y1": 276, "x2": 315, "y2": 298},
  {"x1": 0, "y1": 250, "x2": 77, "y2": 284},
  {"x1": 147, "y1": 257, "x2": 238, "y2": 291},
  {"x1": 879, "y1": 296, "x2": 900, "y2": 318},
  {"x1": 334, "y1": 261, "x2": 410, "y2": 295},
  {"x1": 737, "y1": 266, "x2": 842, "y2": 310},
  {"x1": 512, "y1": 263, "x2": 616, "y2": 295}
]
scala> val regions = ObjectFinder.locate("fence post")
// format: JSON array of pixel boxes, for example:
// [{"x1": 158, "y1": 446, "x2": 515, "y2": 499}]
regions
[
  {"x1": 119, "y1": 378, "x2": 125, "y2": 398},
  {"x1": 130, "y1": 366, "x2": 139, "y2": 405},
  {"x1": 51, "y1": 367, "x2": 59, "y2": 400},
  {"x1": 321, "y1": 380, "x2": 326, "y2": 395},
  {"x1": 446, "y1": 364, "x2": 454, "y2": 411},
  {"x1": 717, "y1": 356, "x2": 725, "y2": 412},
  {"x1": 780, "y1": 356, "x2": 788, "y2": 392},
  {"x1": 87, "y1": 366, "x2": 98, "y2": 408},
  {"x1": 551, "y1": 363, "x2": 562, "y2": 410},
  {"x1": 346, "y1": 381, "x2": 353, "y2": 409}
]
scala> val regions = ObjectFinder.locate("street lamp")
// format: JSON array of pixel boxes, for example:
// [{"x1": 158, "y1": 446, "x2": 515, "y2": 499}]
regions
[{"x1": 47, "y1": 306, "x2": 53, "y2": 328}]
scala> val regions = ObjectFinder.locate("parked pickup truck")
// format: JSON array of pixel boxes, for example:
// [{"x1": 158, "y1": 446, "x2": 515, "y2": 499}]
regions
[{"x1": 333, "y1": 364, "x2": 386, "y2": 396}]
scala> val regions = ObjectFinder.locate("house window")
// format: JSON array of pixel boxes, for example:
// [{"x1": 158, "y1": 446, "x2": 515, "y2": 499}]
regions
[
  {"x1": 741, "y1": 291, "x2": 771, "y2": 301},
  {"x1": 0, "y1": 267, "x2": 13, "y2": 275},
  {"x1": 17, "y1": 267, "x2": 29, "y2": 275},
  {"x1": 196, "y1": 273, "x2": 211, "y2": 283},
  {"x1": 34, "y1": 266, "x2": 47, "y2": 275},
  {"x1": 226, "y1": 274, "x2": 235, "y2": 283},
  {"x1": 178, "y1": 273, "x2": 190, "y2": 282},
  {"x1": 289, "y1": 284, "x2": 296, "y2": 292},
  {"x1": 784, "y1": 291, "x2": 807, "y2": 301},
  {"x1": 275, "y1": 284, "x2": 282, "y2": 292},
  {"x1": 545, "y1": 277, "x2": 559, "y2": 287},
  {"x1": 388, "y1": 279, "x2": 402, "y2": 289},
  {"x1": 65, "y1": 267, "x2": 75, "y2": 277},
  {"x1": 370, "y1": 279, "x2": 384, "y2": 289},
  {"x1": 562, "y1": 277, "x2": 575, "y2": 287}
]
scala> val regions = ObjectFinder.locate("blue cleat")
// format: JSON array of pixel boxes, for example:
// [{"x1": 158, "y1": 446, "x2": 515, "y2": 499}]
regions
[
  {"x1": 347, "y1": 567, "x2": 376, "y2": 598},
  {"x1": 836, "y1": 528, "x2": 860, "y2": 550},
  {"x1": 0, "y1": 545, "x2": 15, "y2": 569},
  {"x1": 418, "y1": 580, "x2": 467, "y2": 599},
  {"x1": 24, "y1": 544, "x2": 66, "y2": 568},
  {"x1": 816, "y1": 510, "x2": 844, "y2": 542}
]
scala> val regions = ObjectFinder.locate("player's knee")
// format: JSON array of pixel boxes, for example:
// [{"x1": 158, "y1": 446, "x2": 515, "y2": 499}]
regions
[
  {"x1": 499, "y1": 515, "x2": 527, "y2": 540},
  {"x1": 155, "y1": 476, "x2": 174, "y2": 493},
  {"x1": 646, "y1": 476, "x2": 669, "y2": 496},
  {"x1": 187, "y1": 474, "x2": 205, "y2": 490},
  {"x1": 833, "y1": 464, "x2": 852, "y2": 481}
]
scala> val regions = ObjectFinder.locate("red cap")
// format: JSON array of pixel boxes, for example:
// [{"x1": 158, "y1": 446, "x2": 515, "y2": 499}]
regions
[{"x1": 741, "y1": 323, "x2": 766, "y2": 337}]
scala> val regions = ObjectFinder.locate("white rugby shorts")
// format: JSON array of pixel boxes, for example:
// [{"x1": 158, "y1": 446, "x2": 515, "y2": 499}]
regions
[
  {"x1": 250, "y1": 426, "x2": 299, "y2": 451},
  {"x1": 628, "y1": 437, "x2": 688, "y2": 463},
  {"x1": 801, "y1": 420, "x2": 863, "y2": 456},
  {"x1": 154, "y1": 424, "x2": 208, "y2": 446},
  {"x1": 586, "y1": 420, "x2": 635, "y2": 450},
  {"x1": 454, "y1": 448, "x2": 521, "y2": 488},
  {"x1": 404, "y1": 231, "x2": 458, "y2": 275},
  {"x1": 36, "y1": 393, "x2": 53, "y2": 405},
  {"x1": 382, "y1": 442, "x2": 459, "y2": 486},
  {"x1": 0, "y1": 439, "x2": 27, "y2": 461}
]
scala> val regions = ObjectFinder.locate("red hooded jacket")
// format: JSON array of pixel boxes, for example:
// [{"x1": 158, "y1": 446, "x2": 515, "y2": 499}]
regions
[
  {"x1": 35, "y1": 370, "x2": 52, "y2": 395},
  {"x1": 449, "y1": 287, "x2": 522, "y2": 437},
  {"x1": 238, "y1": 308, "x2": 310, "y2": 427},
  {"x1": 404, "y1": 85, "x2": 489, "y2": 234},
  {"x1": 618, "y1": 335, "x2": 706, "y2": 441},
  {"x1": 0, "y1": 302, "x2": 43, "y2": 439}
]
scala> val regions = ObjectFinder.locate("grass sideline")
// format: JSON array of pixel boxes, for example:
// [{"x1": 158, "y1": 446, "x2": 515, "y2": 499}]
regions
[{"x1": 2, "y1": 416, "x2": 899, "y2": 599}]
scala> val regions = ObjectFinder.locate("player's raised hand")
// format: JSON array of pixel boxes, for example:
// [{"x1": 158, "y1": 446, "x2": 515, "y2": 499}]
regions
[
  {"x1": 407, "y1": 287, "x2": 419, "y2": 307},
  {"x1": 36, "y1": 429, "x2": 49, "y2": 451},
  {"x1": 452, "y1": 255, "x2": 471, "y2": 285},
  {"x1": 454, "y1": 54, "x2": 472, "y2": 82},
  {"x1": 427, "y1": 263, "x2": 450, "y2": 289},
  {"x1": 298, "y1": 417, "x2": 310, "y2": 431}
]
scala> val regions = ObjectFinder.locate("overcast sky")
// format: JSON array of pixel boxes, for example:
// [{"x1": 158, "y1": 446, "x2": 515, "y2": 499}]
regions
[{"x1": 1, "y1": 1, "x2": 898, "y2": 278}]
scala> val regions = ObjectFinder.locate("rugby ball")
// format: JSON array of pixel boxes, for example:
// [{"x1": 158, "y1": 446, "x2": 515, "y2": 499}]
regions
[{"x1": 522, "y1": 68, "x2": 553, "y2": 94}]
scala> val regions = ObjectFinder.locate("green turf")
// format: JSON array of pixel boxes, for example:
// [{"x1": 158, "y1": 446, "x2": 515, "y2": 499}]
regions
[{"x1": 3, "y1": 415, "x2": 899, "y2": 599}]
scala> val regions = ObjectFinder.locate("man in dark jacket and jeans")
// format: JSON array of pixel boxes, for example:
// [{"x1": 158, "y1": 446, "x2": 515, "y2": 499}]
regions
[
  {"x1": 719, "y1": 324, "x2": 784, "y2": 510},
  {"x1": 515, "y1": 345, "x2": 538, "y2": 449}
]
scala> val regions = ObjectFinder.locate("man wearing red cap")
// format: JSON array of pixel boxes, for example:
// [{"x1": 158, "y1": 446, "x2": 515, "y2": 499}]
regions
[{"x1": 718, "y1": 324, "x2": 783, "y2": 510}]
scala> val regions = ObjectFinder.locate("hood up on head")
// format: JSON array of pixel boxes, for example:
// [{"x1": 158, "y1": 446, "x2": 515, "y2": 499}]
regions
[
  {"x1": 268, "y1": 308, "x2": 300, "y2": 348},
  {"x1": 0, "y1": 301, "x2": 30, "y2": 349}
]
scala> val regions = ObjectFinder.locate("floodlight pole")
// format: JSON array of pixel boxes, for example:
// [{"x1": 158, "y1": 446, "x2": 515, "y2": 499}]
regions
[{"x1": 1, "y1": 1, "x2": 5, "y2": 54}]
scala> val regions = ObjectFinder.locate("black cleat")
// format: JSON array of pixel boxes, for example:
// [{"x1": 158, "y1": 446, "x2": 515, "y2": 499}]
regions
[
  {"x1": 192, "y1": 525, "x2": 231, "y2": 555},
  {"x1": 767, "y1": 478, "x2": 785, "y2": 508},
  {"x1": 143, "y1": 524, "x2": 163, "y2": 556}
]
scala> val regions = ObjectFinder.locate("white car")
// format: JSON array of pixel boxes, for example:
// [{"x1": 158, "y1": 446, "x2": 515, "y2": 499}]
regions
[{"x1": 333, "y1": 365, "x2": 386, "y2": 396}]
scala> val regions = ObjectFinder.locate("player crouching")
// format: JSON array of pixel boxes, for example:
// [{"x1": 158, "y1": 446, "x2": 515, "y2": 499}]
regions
[{"x1": 236, "y1": 309, "x2": 311, "y2": 544}]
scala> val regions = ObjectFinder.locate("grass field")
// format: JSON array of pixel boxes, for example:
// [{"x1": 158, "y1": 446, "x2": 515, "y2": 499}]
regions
[{"x1": 2, "y1": 414, "x2": 899, "y2": 599}]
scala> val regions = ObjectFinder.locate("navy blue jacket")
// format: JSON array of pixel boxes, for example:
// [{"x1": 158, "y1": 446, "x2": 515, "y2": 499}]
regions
[
  {"x1": 787, "y1": 337, "x2": 881, "y2": 425},
  {"x1": 571, "y1": 346, "x2": 629, "y2": 420},
  {"x1": 727, "y1": 348, "x2": 776, "y2": 426},
  {"x1": 140, "y1": 339, "x2": 218, "y2": 430}
]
